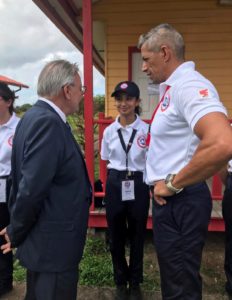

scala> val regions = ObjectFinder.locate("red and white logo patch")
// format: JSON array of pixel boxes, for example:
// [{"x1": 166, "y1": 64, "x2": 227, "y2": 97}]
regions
[
  {"x1": 161, "y1": 94, "x2": 170, "y2": 112},
  {"x1": 137, "y1": 134, "x2": 146, "y2": 148},
  {"x1": 199, "y1": 89, "x2": 210, "y2": 98},
  {"x1": 8, "y1": 135, "x2": 14, "y2": 146},
  {"x1": 120, "y1": 83, "x2": 128, "y2": 89}
]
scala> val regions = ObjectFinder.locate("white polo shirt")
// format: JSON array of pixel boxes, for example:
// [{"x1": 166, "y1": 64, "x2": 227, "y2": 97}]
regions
[
  {"x1": 0, "y1": 113, "x2": 20, "y2": 176},
  {"x1": 146, "y1": 61, "x2": 227, "y2": 185},
  {"x1": 101, "y1": 115, "x2": 148, "y2": 173}
]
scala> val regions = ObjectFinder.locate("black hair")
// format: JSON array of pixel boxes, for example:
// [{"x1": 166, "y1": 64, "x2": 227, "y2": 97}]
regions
[
  {"x1": 135, "y1": 104, "x2": 142, "y2": 116},
  {"x1": 0, "y1": 83, "x2": 16, "y2": 115}
]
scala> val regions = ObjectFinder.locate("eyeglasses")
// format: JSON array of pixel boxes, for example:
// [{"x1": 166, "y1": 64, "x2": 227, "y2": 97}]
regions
[
  {"x1": 81, "y1": 86, "x2": 87, "y2": 95},
  {"x1": 63, "y1": 84, "x2": 87, "y2": 95}
]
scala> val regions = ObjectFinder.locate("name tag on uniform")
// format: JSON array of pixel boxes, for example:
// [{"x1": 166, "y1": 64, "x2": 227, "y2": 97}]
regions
[
  {"x1": 121, "y1": 180, "x2": 135, "y2": 201},
  {"x1": 0, "y1": 179, "x2": 7, "y2": 203}
]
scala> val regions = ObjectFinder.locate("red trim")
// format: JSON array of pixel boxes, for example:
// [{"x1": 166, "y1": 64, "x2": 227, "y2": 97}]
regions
[
  {"x1": 208, "y1": 218, "x2": 225, "y2": 232},
  {"x1": 128, "y1": 46, "x2": 140, "y2": 80},
  {"x1": 88, "y1": 213, "x2": 225, "y2": 231},
  {"x1": 0, "y1": 75, "x2": 29, "y2": 88},
  {"x1": 146, "y1": 86, "x2": 171, "y2": 146},
  {"x1": 98, "y1": 113, "x2": 107, "y2": 190},
  {"x1": 83, "y1": 0, "x2": 94, "y2": 209}
]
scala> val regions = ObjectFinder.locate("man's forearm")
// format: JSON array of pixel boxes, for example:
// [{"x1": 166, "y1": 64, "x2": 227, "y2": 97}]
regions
[{"x1": 173, "y1": 143, "x2": 232, "y2": 189}]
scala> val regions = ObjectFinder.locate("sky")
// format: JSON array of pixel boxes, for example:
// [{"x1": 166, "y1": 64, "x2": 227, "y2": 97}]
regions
[{"x1": 0, "y1": 0, "x2": 105, "y2": 106}]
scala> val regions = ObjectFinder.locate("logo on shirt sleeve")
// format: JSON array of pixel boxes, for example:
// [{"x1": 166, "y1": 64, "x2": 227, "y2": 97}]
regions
[
  {"x1": 137, "y1": 134, "x2": 147, "y2": 148},
  {"x1": 199, "y1": 89, "x2": 211, "y2": 99}
]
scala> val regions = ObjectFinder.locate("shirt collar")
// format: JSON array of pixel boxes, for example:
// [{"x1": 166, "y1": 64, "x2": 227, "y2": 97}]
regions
[
  {"x1": 39, "y1": 97, "x2": 66, "y2": 123},
  {"x1": 2, "y1": 113, "x2": 18, "y2": 129},
  {"x1": 160, "y1": 61, "x2": 195, "y2": 91},
  {"x1": 115, "y1": 114, "x2": 140, "y2": 130}
]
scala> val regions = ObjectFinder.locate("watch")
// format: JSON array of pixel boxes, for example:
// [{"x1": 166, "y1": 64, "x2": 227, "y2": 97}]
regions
[{"x1": 165, "y1": 174, "x2": 184, "y2": 194}]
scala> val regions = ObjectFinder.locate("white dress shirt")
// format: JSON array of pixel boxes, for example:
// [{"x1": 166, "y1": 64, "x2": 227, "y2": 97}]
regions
[{"x1": 101, "y1": 115, "x2": 148, "y2": 173}]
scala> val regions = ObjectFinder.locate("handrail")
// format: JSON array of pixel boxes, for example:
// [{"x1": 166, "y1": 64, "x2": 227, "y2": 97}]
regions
[{"x1": 93, "y1": 113, "x2": 225, "y2": 205}]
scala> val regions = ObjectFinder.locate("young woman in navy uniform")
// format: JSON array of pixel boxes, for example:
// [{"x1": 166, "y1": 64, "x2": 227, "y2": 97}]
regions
[
  {"x1": 0, "y1": 83, "x2": 20, "y2": 297},
  {"x1": 101, "y1": 81, "x2": 150, "y2": 300}
]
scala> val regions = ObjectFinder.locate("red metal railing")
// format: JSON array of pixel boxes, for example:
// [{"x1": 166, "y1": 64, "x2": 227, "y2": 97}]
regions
[{"x1": 88, "y1": 113, "x2": 225, "y2": 231}]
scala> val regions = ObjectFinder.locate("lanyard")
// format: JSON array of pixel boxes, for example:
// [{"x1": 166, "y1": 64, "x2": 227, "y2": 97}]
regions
[
  {"x1": 117, "y1": 128, "x2": 137, "y2": 174},
  {"x1": 146, "y1": 85, "x2": 171, "y2": 146}
]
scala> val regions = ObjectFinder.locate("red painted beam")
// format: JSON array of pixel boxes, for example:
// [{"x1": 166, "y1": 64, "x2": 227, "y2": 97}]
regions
[
  {"x1": 83, "y1": 0, "x2": 94, "y2": 209},
  {"x1": 88, "y1": 213, "x2": 225, "y2": 231}
]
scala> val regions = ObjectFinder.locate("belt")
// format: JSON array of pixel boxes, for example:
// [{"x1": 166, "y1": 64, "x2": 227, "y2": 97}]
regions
[{"x1": 108, "y1": 169, "x2": 143, "y2": 180}]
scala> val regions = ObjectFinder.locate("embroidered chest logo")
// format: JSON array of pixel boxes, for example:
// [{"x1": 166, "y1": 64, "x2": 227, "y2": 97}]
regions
[
  {"x1": 137, "y1": 134, "x2": 146, "y2": 148},
  {"x1": 161, "y1": 94, "x2": 170, "y2": 112},
  {"x1": 8, "y1": 135, "x2": 14, "y2": 146}
]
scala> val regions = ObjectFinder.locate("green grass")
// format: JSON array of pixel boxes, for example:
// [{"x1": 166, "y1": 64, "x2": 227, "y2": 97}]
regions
[
  {"x1": 79, "y1": 236, "x2": 114, "y2": 287},
  {"x1": 12, "y1": 234, "x2": 160, "y2": 289},
  {"x1": 13, "y1": 259, "x2": 26, "y2": 281},
  {"x1": 13, "y1": 235, "x2": 113, "y2": 286},
  {"x1": 12, "y1": 232, "x2": 226, "y2": 295}
]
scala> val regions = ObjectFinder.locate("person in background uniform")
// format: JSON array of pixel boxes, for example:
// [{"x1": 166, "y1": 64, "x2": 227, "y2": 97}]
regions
[
  {"x1": 0, "y1": 83, "x2": 20, "y2": 297},
  {"x1": 0, "y1": 59, "x2": 92, "y2": 300},
  {"x1": 138, "y1": 23, "x2": 232, "y2": 300},
  {"x1": 101, "y1": 81, "x2": 150, "y2": 300},
  {"x1": 219, "y1": 160, "x2": 232, "y2": 299}
]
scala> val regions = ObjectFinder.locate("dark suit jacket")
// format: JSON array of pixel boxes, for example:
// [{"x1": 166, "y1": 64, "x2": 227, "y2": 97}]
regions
[{"x1": 7, "y1": 100, "x2": 92, "y2": 272}]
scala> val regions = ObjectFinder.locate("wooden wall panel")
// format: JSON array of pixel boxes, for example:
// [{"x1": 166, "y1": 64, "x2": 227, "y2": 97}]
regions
[{"x1": 93, "y1": 0, "x2": 232, "y2": 117}]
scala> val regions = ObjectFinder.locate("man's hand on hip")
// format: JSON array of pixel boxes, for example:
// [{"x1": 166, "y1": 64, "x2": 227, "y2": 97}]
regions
[
  {"x1": 0, "y1": 227, "x2": 12, "y2": 254},
  {"x1": 153, "y1": 180, "x2": 175, "y2": 206}
]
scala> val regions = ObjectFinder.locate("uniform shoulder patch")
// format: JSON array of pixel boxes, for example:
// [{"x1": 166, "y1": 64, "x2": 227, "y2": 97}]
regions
[{"x1": 198, "y1": 88, "x2": 211, "y2": 99}]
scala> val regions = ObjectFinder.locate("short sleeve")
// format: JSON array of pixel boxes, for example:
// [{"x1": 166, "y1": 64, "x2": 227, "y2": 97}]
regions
[
  {"x1": 100, "y1": 128, "x2": 110, "y2": 161},
  {"x1": 176, "y1": 81, "x2": 227, "y2": 130}
]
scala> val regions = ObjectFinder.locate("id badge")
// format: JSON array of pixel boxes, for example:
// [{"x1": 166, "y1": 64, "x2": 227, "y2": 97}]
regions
[
  {"x1": 0, "y1": 179, "x2": 7, "y2": 203},
  {"x1": 121, "y1": 180, "x2": 135, "y2": 201}
]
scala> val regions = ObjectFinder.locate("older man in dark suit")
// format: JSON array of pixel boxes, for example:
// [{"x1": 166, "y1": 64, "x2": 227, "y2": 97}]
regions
[{"x1": 0, "y1": 59, "x2": 92, "y2": 300}]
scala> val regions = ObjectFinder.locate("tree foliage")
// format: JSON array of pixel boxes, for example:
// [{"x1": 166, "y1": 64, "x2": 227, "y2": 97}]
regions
[{"x1": 67, "y1": 95, "x2": 105, "y2": 157}]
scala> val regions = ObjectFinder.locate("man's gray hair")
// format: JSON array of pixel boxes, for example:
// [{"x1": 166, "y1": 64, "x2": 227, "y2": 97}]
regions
[
  {"x1": 37, "y1": 59, "x2": 80, "y2": 97},
  {"x1": 138, "y1": 23, "x2": 185, "y2": 61}
]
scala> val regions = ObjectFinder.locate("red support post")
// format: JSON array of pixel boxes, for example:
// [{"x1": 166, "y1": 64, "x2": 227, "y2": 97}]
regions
[
  {"x1": 98, "y1": 112, "x2": 107, "y2": 191},
  {"x1": 82, "y1": 0, "x2": 94, "y2": 196},
  {"x1": 211, "y1": 175, "x2": 223, "y2": 201}
]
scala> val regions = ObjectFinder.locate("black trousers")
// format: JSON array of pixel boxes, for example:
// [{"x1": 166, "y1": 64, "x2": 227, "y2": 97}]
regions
[
  {"x1": 152, "y1": 182, "x2": 212, "y2": 300},
  {"x1": 0, "y1": 176, "x2": 13, "y2": 286},
  {"x1": 105, "y1": 170, "x2": 150, "y2": 286},
  {"x1": 24, "y1": 268, "x2": 78, "y2": 300},
  {"x1": 222, "y1": 173, "x2": 232, "y2": 295}
]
